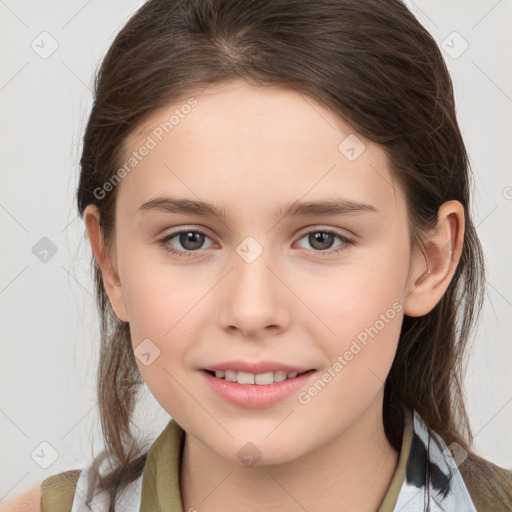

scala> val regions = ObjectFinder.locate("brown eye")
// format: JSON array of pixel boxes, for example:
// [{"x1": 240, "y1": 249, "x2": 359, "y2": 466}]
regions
[
  {"x1": 309, "y1": 232, "x2": 335, "y2": 250},
  {"x1": 176, "y1": 231, "x2": 206, "y2": 251},
  {"x1": 296, "y1": 229, "x2": 354, "y2": 255},
  {"x1": 158, "y1": 229, "x2": 213, "y2": 258}
]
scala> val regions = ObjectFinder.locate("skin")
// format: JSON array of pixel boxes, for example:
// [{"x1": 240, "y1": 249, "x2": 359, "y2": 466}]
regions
[
  {"x1": 84, "y1": 79, "x2": 464, "y2": 512},
  {"x1": 0, "y1": 484, "x2": 40, "y2": 512}
]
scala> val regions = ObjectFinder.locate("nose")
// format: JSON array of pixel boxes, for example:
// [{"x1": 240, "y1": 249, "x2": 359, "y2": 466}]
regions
[{"x1": 217, "y1": 242, "x2": 291, "y2": 338}]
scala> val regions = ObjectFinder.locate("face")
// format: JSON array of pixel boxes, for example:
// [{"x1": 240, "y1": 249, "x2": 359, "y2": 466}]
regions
[{"x1": 102, "y1": 80, "x2": 418, "y2": 464}]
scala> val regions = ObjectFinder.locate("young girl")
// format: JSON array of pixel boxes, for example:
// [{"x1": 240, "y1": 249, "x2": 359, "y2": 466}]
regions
[{"x1": 6, "y1": 0, "x2": 512, "y2": 510}]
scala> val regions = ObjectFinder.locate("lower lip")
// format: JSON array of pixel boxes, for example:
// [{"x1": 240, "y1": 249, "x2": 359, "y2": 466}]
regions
[{"x1": 200, "y1": 370, "x2": 317, "y2": 409}]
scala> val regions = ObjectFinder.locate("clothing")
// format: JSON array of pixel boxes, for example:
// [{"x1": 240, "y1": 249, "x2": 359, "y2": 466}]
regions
[{"x1": 41, "y1": 408, "x2": 512, "y2": 511}]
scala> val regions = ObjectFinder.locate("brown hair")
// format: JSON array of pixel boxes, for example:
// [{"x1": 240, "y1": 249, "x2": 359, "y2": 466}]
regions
[{"x1": 76, "y1": 0, "x2": 509, "y2": 509}]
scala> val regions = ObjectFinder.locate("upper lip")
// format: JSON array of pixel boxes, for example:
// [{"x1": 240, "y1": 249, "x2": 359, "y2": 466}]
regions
[{"x1": 202, "y1": 360, "x2": 314, "y2": 374}]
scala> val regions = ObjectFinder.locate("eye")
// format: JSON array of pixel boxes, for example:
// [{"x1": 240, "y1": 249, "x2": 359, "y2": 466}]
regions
[
  {"x1": 295, "y1": 229, "x2": 354, "y2": 255},
  {"x1": 158, "y1": 227, "x2": 354, "y2": 259},
  {"x1": 158, "y1": 229, "x2": 214, "y2": 258}
]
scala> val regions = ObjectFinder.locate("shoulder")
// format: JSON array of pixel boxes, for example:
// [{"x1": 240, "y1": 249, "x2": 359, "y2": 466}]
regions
[
  {"x1": 0, "y1": 482, "x2": 42, "y2": 512},
  {"x1": 40, "y1": 469, "x2": 82, "y2": 512},
  {"x1": 459, "y1": 453, "x2": 512, "y2": 511}
]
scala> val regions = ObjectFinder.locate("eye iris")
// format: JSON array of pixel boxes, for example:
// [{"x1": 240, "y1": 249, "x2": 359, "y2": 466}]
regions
[
  {"x1": 310, "y1": 232, "x2": 334, "y2": 250},
  {"x1": 181, "y1": 231, "x2": 204, "y2": 250}
]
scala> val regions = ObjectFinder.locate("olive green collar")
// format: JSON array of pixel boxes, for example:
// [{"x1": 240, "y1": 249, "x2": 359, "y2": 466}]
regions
[
  {"x1": 139, "y1": 418, "x2": 185, "y2": 511},
  {"x1": 139, "y1": 405, "x2": 480, "y2": 511},
  {"x1": 139, "y1": 409, "x2": 413, "y2": 512}
]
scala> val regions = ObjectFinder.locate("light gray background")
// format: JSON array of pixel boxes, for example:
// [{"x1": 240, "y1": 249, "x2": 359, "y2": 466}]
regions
[{"x1": 1, "y1": 0, "x2": 511, "y2": 501}]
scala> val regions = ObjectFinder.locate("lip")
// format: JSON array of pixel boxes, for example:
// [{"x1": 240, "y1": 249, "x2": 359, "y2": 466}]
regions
[
  {"x1": 200, "y1": 368, "x2": 317, "y2": 409},
  {"x1": 201, "y1": 360, "x2": 314, "y2": 374}
]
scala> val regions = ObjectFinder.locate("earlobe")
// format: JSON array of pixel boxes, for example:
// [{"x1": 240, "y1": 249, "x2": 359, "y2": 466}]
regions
[
  {"x1": 403, "y1": 200, "x2": 465, "y2": 317},
  {"x1": 83, "y1": 204, "x2": 129, "y2": 322}
]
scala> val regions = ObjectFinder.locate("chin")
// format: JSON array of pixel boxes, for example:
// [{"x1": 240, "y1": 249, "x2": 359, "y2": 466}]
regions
[{"x1": 218, "y1": 436, "x2": 306, "y2": 468}]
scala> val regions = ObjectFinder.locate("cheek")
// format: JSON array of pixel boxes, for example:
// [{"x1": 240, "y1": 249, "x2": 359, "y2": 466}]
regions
[
  {"x1": 117, "y1": 234, "x2": 191, "y2": 331},
  {"x1": 123, "y1": 273, "x2": 196, "y2": 346},
  {"x1": 291, "y1": 263, "x2": 405, "y2": 421},
  {"x1": 295, "y1": 246, "x2": 408, "y2": 375},
  {"x1": 120, "y1": 249, "x2": 215, "y2": 367},
  {"x1": 122, "y1": 262, "x2": 207, "y2": 413}
]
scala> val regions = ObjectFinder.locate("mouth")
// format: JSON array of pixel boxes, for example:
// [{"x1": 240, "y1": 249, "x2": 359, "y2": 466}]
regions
[
  {"x1": 200, "y1": 367, "x2": 318, "y2": 408},
  {"x1": 202, "y1": 368, "x2": 315, "y2": 385}
]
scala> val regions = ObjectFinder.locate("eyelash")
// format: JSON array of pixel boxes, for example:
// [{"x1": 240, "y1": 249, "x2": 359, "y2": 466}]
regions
[{"x1": 158, "y1": 228, "x2": 354, "y2": 259}]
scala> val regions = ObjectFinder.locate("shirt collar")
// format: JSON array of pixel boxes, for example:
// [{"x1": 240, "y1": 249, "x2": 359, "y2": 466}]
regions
[
  {"x1": 139, "y1": 407, "x2": 476, "y2": 511},
  {"x1": 391, "y1": 407, "x2": 477, "y2": 511}
]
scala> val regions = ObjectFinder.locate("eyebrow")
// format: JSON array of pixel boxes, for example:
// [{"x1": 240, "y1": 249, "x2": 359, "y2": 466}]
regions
[{"x1": 137, "y1": 196, "x2": 378, "y2": 220}]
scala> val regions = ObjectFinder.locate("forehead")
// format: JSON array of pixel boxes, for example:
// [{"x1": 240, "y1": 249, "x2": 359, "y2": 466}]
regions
[{"x1": 117, "y1": 80, "x2": 403, "y2": 220}]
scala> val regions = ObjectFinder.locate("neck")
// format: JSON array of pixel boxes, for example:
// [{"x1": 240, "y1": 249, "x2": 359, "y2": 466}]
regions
[{"x1": 180, "y1": 393, "x2": 399, "y2": 512}]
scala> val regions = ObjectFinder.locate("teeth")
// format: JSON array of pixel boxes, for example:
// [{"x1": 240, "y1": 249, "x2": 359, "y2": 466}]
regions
[{"x1": 212, "y1": 369, "x2": 303, "y2": 385}]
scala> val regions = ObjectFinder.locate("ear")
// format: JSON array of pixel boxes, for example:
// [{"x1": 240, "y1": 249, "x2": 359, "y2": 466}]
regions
[
  {"x1": 83, "y1": 204, "x2": 129, "y2": 322},
  {"x1": 404, "y1": 200, "x2": 465, "y2": 317}
]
